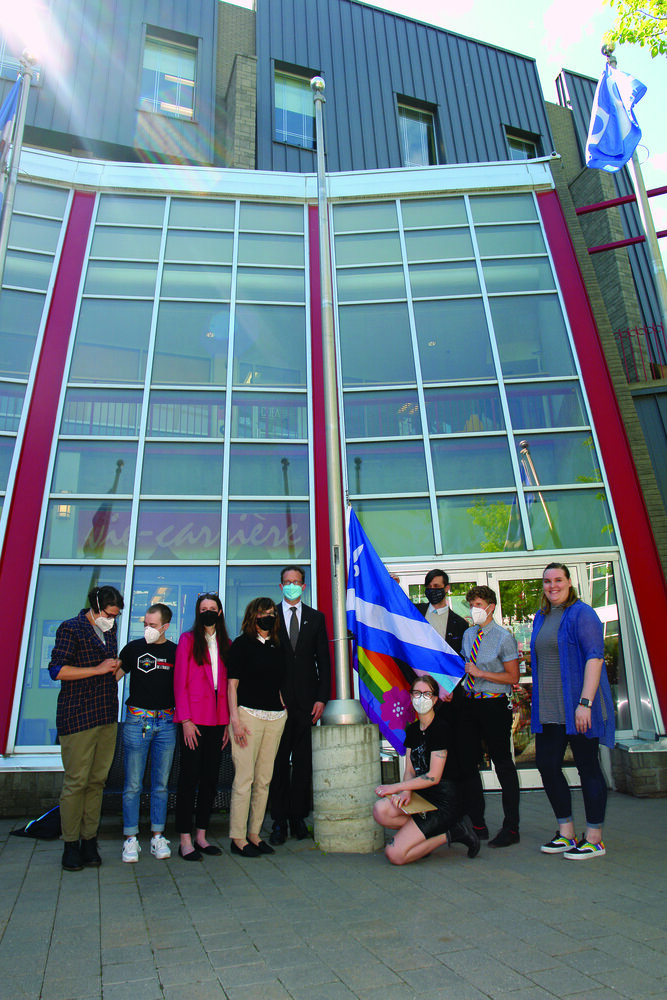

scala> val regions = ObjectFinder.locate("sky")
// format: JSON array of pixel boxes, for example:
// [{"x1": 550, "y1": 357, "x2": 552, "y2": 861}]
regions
[{"x1": 231, "y1": 0, "x2": 667, "y2": 268}]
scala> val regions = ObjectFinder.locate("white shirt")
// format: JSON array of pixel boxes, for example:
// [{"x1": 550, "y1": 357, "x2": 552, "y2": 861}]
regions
[
  {"x1": 282, "y1": 599, "x2": 302, "y2": 628},
  {"x1": 206, "y1": 632, "x2": 219, "y2": 690}
]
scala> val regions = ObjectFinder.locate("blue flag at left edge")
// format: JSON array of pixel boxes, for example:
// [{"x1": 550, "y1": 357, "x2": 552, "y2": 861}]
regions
[
  {"x1": 585, "y1": 63, "x2": 646, "y2": 173},
  {"x1": 346, "y1": 507, "x2": 465, "y2": 754}
]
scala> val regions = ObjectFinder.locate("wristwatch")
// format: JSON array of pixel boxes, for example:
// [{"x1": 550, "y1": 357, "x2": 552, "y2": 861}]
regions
[{"x1": 578, "y1": 697, "x2": 592, "y2": 708}]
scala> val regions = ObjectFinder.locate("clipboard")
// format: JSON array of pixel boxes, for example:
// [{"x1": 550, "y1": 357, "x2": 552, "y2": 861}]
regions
[{"x1": 399, "y1": 792, "x2": 437, "y2": 815}]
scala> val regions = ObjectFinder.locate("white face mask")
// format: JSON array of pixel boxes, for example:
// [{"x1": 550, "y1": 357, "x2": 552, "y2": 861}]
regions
[
  {"x1": 96, "y1": 614, "x2": 115, "y2": 633},
  {"x1": 470, "y1": 605, "x2": 490, "y2": 627},
  {"x1": 144, "y1": 625, "x2": 163, "y2": 644},
  {"x1": 411, "y1": 694, "x2": 435, "y2": 715}
]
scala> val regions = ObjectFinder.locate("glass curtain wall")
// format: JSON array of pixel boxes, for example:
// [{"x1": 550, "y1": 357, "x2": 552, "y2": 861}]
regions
[{"x1": 16, "y1": 193, "x2": 311, "y2": 748}]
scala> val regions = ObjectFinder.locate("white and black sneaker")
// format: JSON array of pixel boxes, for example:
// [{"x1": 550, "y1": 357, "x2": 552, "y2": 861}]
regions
[{"x1": 540, "y1": 832, "x2": 578, "y2": 854}]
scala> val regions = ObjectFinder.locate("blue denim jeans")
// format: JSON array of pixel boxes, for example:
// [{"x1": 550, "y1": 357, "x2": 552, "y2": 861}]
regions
[
  {"x1": 535, "y1": 724, "x2": 607, "y2": 828},
  {"x1": 122, "y1": 711, "x2": 176, "y2": 836}
]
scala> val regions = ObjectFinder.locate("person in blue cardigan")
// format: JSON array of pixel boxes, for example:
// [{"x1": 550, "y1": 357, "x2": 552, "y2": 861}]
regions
[{"x1": 530, "y1": 562, "x2": 614, "y2": 860}]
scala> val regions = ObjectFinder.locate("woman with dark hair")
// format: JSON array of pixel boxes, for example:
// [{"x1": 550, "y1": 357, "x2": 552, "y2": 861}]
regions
[
  {"x1": 227, "y1": 597, "x2": 286, "y2": 857},
  {"x1": 174, "y1": 593, "x2": 231, "y2": 860},
  {"x1": 48, "y1": 584, "x2": 124, "y2": 872},
  {"x1": 531, "y1": 562, "x2": 614, "y2": 860},
  {"x1": 373, "y1": 674, "x2": 479, "y2": 865}
]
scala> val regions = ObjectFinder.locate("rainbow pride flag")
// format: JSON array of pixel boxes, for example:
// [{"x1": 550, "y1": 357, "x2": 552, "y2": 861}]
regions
[{"x1": 346, "y1": 508, "x2": 465, "y2": 754}]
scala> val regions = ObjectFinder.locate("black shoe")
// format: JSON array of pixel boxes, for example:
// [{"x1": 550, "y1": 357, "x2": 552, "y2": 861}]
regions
[
  {"x1": 254, "y1": 840, "x2": 275, "y2": 855},
  {"x1": 269, "y1": 824, "x2": 287, "y2": 846},
  {"x1": 62, "y1": 840, "x2": 84, "y2": 872},
  {"x1": 473, "y1": 824, "x2": 489, "y2": 840},
  {"x1": 449, "y1": 816, "x2": 481, "y2": 858},
  {"x1": 80, "y1": 837, "x2": 102, "y2": 866},
  {"x1": 178, "y1": 845, "x2": 203, "y2": 861},
  {"x1": 488, "y1": 828, "x2": 520, "y2": 848},
  {"x1": 291, "y1": 818, "x2": 310, "y2": 840},
  {"x1": 194, "y1": 841, "x2": 222, "y2": 856},
  {"x1": 230, "y1": 840, "x2": 261, "y2": 858}
]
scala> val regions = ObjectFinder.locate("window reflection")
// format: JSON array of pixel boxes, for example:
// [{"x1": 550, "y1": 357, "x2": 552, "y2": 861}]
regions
[
  {"x1": 153, "y1": 302, "x2": 229, "y2": 385},
  {"x1": 85, "y1": 260, "x2": 158, "y2": 296},
  {"x1": 0, "y1": 438, "x2": 13, "y2": 490},
  {"x1": 506, "y1": 381, "x2": 587, "y2": 429},
  {"x1": 147, "y1": 391, "x2": 225, "y2": 437},
  {"x1": 52, "y1": 444, "x2": 136, "y2": 495},
  {"x1": 424, "y1": 386, "x2": 504, "y2": 433},
  {"x1": 232, "y1": 305, "x2": 306, "y2": 387},
  {"x1": 8, "y1": 215, "x2": 63, "y2": 254},
  {"x1": 42, "y1": 499, "x2": 131, "y2": 559},
  {"x1": 236, "y1": 267, "x2": 304, "y2": 303},
  {"x1": 169, "y1": 198, "x2": 234, "y2": 229},
  {"x1": 4, "y1": 250, "x2": 54, "y2": 290},
  {"x1": 142, "y1": 443, "x2": 224, "y2": 495},
  {"x1": 70, "y1": 300, "x2": 153, "y2": 383},
  {"x1": 227, "y1": 501, "x2": 310, "y2": 560},
  {"x1": 129, "y1": 566, "x2": 220, "y2": 642},
  {"x1": 515, "y1": 433, "x2": 601, "y2": 486},
  {"x1": 230, "y1": 392, "x2": 307, "y2": 438},
  {"x1": 414, "y1": 299, "x2": 494, "y2": 382},
  {"x1": 483, "y1": 257, "x2": 554, "y2": 293},
  {"x1": 336, "y1": 265, "x2": 405, "y2": 302},
  {"x1": 339, "y1": 302, "x2": 415, "y2": 386},
  {"x1": 135, "y1": 501, "x2": 221, "y2": 560},
  {"x1": 490, "y1": 295, "x2": 576, "y2": 378},
  {"x1": 588, "y1": 561, "x2": 630, "y2": 730},
  {"x1": 0, "y1": 289, "x2": 46, "y2": 377},
  {"x1": 432, "y1": 438, "x2": 514, "y2": 490},
  {"x1": 61, "y1": 389, "x2": 142, "y2": 436},
  {"x1": 438, "y1": 493, "x2": 525, "y2": 554},
  {"x1": 347, "y1": 442, "x2": 428, "y2": 495},
  {"x1": 335, "y1": 231, "x2": 402, "y2": 267},
  {"x1": 97, "y1": 195, "x2": 165, "y2": 226},
  {"x1": 90, "y1": 226, "x2": 162, "y2": 260},
  {"x1": 0, "y1": 384, "x2": 26, "y2": 432},
  {"x1": 409, "y1": 260, "x2": 479, "y2": 297},
  {"x1": 344, "y1": 390, "x2": 421, "y2": 437},
  {"x1": 229, "y1": 444, "x2": 308, "y2": 496},
  {"x1": 404, "y1": 228, "x2": 474, "y2": 262},
  {"x1": 355, "y1": 498, "x2": 434, "y2": 557},
  {"x1": 527, "y1": 489, "x2": 615, "y2": 549},
  {"x1": 401, "y1": 198, "x2": 467, "y2": 228},
  {"x1": 476, "y1": 223, "x2": 546, "y2": 256},
  {"x1": 470, "y1": 193, "x2": 538, "y2": 224}
]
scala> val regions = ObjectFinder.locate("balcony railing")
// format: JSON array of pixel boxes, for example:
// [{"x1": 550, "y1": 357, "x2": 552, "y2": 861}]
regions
[{"x1": 614, "y1": 323, "x2": 667, "y2": 384}]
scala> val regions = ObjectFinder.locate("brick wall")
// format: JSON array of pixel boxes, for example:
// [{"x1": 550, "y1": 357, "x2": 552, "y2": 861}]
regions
[{"x1": 215, "y1": 1, "x2": 256, "y2": 168}]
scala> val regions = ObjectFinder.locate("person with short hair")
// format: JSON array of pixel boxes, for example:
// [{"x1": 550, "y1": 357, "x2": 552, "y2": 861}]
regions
[
  {"x1": 458, "y1": 584, "x2": 521, "y2": 848},
  {"x1": 415, "y1": 568, "x2": 469, "y2": 655},
  {"x1": 117, "y1": 603, "x2": 177, "y2": 863},
  {"x1": 49, "y1": 585, "x2": 124, "y2": 872}
]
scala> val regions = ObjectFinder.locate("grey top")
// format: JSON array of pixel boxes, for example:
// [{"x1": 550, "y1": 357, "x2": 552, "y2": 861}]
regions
[
  {"x1": 461, "y1": 620, "x2": 518, "y2": 695},
  {"x1": 535, "y1": 604, "x2": 566, "y2": 724}
]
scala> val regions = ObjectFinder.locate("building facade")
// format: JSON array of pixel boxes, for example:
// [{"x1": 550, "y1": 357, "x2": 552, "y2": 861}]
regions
[{"x1": 0, "y1": 1, "x2": 665, "y2": 794}]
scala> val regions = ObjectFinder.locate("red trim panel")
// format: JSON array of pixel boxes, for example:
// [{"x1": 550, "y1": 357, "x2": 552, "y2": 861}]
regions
[
  {"x1": 538, "y1": 189, "x2": 667, "y2": 723},
  {"x1": 0, "y1": 191, "x2": 96, "y2": 751}
]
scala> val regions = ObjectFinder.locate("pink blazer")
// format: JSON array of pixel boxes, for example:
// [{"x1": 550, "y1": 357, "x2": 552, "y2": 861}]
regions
[{"x1": 174, "y1": 631, "x2": 229, "y2": 727}]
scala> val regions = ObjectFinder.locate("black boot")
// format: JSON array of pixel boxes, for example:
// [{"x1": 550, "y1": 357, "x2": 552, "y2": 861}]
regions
[
  {"x1": 62, "y1": 840, "x2": 84, "y2": 872},
  {"x1": 80, "y1": 837, "x2": 102, "y2": 866},
  {"x1": 449, "y1": 816, "x2": 481, "y2": 858}
]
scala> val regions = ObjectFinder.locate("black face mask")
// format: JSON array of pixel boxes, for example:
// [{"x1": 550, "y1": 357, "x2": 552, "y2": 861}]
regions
[
  {"x1": 425, "y1": 587, "x2": 446, "y2": 606},
  {"x1": 199, "y1": 609, "x2": 219, "y2": 627},
  {"x1": 256, "y1": 616, "x2": 275, "y2": 632}
]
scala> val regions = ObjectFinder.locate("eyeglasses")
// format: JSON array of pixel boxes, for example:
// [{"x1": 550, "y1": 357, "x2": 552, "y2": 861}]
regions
[
  {"x1": 410, "y1": 690, "x2": 434, "y2": 699},
  {"x1": 102, "y1": 610, "x2": 122, "y2": 619}
]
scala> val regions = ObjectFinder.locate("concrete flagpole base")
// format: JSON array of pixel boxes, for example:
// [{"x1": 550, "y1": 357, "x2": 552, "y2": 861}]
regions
[{"x1": 312, "y1": 722, "x2": 384, "y2": 853}]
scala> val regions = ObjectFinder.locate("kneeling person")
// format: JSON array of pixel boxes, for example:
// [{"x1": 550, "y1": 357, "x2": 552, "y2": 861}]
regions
[
  {"x1": 373, "y1": 675, "x2": 479, "y2": 865},
  {"x1": 118, "y1": 603, "x2": 177, "y2": 862}
]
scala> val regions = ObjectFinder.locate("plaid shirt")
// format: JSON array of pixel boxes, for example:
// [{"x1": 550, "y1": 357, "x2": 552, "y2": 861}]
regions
[{"x1": 49, "y1": 609, "x2": 119, "y2": 736}]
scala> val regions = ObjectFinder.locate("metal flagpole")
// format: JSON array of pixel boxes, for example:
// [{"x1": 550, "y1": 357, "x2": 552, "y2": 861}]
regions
[{"x1": 0, "y1": 51, "x2": 37, "y2": 294}]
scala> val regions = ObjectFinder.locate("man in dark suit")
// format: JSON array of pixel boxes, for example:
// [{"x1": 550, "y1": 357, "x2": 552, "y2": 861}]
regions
[
  {"x1": 269, "y1": 565, "x2": 331, "y2": 845},
  {"x1": 416, "y1": 568, "x2": 469, "y2": 655}
]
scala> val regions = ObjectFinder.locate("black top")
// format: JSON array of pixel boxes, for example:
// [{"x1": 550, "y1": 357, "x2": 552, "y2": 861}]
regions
[
  {"x1": 277, "y1": 602, "x2": 331, "y2": 712},
  {"x1": 404, "y1": 715, "x2": 459, "y2": 801},
  {"x1": 119, "y1": 638, "x2": 177, "y2": 710},
  {"x1": 227, "y1": 632, "x2": 285, "y2": 712}
]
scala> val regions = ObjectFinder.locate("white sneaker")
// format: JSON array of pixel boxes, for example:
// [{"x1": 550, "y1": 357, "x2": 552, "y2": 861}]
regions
[
  {"x1": 122, "y1": 836, "x2": 141, "y2": 863},
  {"x1": 150, "y1": 834, "x2": 171, "y2": 860}
]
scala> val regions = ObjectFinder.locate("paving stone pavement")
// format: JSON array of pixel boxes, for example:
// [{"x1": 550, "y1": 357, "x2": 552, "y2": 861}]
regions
[{"x1": 1, "y1": 789, "x2": 666, "y2": 1000}]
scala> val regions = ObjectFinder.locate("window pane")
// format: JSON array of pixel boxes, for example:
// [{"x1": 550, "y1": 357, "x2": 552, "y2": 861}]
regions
[
  {"x1": 169, "y1": 199, "x2": 235, "y2": 230},
  {"x1": 142, "y1": 443, "x2": 224, "y2": 495},
  {"x1": 404, "y1": 228, "x2": 474, "y2": 261},
  {"x1": 70, "y1": 300, "x2": 153, "y2": 383},
  {"x1": 84, "y1": 260, "x2": 158, "y2": 296},
  {"x1": 0, "y1": 289, "x2": 46, "y2": 377},
  {"x1": 153, "y1": 302, "x2": 229, "y2": 385},
  {"x1": 339, "y1": 303, "x2": 415, "y2": 386},
  {"x1": 230, "y1": 392, "x2": 307, "y2": 438},
  {"x1": 333, "y1": 202, "x2": 398, "y2": 233},
  {"x1": 516, "y1": 433, "x2": 602, "y2": 485},
  {"x1": 398, "y1": 106, "x2": 436, "y2": 167},
  {"x1": 344, "y1": 390, "x2": 421, "y2": 437},
  {"x1": 141, "y1": 37, "x2": 196, "y2": 120},
  {"x1": 135, "y1": 501, "x2": 221, "y2": 560},
  {"x1": 401, "y1": 198, "x2": 467, "y2": 228},
  {"x1": 424, "y1": 386, "x2": 504, "y2": 433},
  {"x1": 527, "y1": 489, "x2": 615, "y2": 549},
  {"x1": 16, "y1": 565, "x2": 125, "y2": 748},
  {"x1": 233, "y1": 305, "x2": 306, "y2": 387},
  {"x1": 414, "y1": 299, "x2": 495, "y2": 382},
  {"x1": 237, "y1": 233, "x2": 304, "y2": 267},
  {"x1": 507, "y1": 135, "x2": 538, "y2": 160},
  {"x1": 335, "y1": 232, "x2": 402, "y2": 266},
  {"x1": 239, "y1": 202, "x2": 304, "y2": 233},
  {"x1": 409, "y1": 261, "x2": 480, "y2": 297},
  {"x1": 490, "y1": 295, "x2": 575, "y2": 378},
  {"x1": 14, "y1": 183, "x2": 69, "y2": 218},
  {"x1": 227, "y1": 501, "x2": 310, "y2": 560},
  {"x1": 0, "y1": 437, "x2": 13, "y2": 490},
  {"x1": 90, "y1": 226, "x2": 162, "y2": 259},
  {"x1": 470, "y1": 194, "x2": 538, "y2": 224},
  {"x1": 42, "y1": 499, "x2": 131, "y2": 558},
  {"x1": 347, "y1": 441, "x2": 428, "y2": 494},
  {"x1": 236, "y1": 267, "x2": 305, "y2": 302},
  {"x1": 274, "y1": 71, "x2": 315, "y2": 148},
  {"x1": 164, "y1": 230, "x2": 234, "y2": 263},
  {"x1": 507, "y1": 382, "x2": 587, "y2": 429},
  {"x1": 0, "y1": 384, "x2": 25, "y2": 431},
  {"x1": 438, "y1": 493, "x2": 526, "y2": 554},
  {"x1": 160, "y1": 264, "x2": 231, "y2": 299},
  {"x1": 4, "y1": 250, "x2": 54, "y2": 290},
  {"x1": 229, "y1": 444, "x2": 308, "y2": 496},
  {"x1": 483, "y1": 258, "x2": 554, "y2": 293},
  {"x1": 61, "y1": 389, "x2": 143, "y2": 436},
  {"x1": 355, "y1": 499, "x2": 434, "y2": 557},
  {"x1": 336, "y1": 266, "x2": 406, "y2": 302},
  {"x1": 97, "y1": 195, "x2": 165, "y2": 226},
  {"x1": 129, "y1": 565, "x2": 220, "y2": 642},
  {"x1": 226, "y1": 565, "x2": 298, "y2": 637},
  {"x1": 432, "y1": 438, "x2": 514, "y2": 490},
  {"x1": 9, "y1": 215, "x2": 62, "y2": 253},
  {"x1": 147, "y1": 391, "x2": 225, "y2": 437},
  {"x1": 52, "y1": 443, "x2": 137, "y2": 494},
  {"x1": 476, "y1": 223, "x2": 546, "y2": 256}
]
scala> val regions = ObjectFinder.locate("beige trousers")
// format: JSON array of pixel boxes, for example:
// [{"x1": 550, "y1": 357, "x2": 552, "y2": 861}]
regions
[
  {"x1": 59, "y1": 723, "x2": 117, "y2": 842},
  {"x1": 229, "y1": 708, "x2": 287, "y2": 840}
]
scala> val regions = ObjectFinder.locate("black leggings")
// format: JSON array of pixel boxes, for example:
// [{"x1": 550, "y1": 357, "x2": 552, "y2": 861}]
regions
[{"x1": 174, "y1": 724, "x2": 224, "y2": 833}]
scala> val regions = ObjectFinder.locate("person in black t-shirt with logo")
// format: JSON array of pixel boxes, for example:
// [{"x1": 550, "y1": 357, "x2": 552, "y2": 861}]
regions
[
  {"x1": 373, "y1": 675, "x2": 480, "y2": 865},
  {"x1": 117, "y1": 603, "x2": 177, "y2": 863}
]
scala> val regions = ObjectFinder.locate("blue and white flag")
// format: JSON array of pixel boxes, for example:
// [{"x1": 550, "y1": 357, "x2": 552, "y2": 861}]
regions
[
  {"x1": 346, "y1": 507, "x2": 465, "y2": 753},
  {"x1": 0, "y1": 79, "x2": 20, "y2": 178},
  {"x1": 585, "y1": 63, "x2": 646, "y2": 173}
]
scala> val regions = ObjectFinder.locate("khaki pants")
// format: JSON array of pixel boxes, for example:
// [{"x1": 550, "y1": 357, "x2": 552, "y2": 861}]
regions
[
  {"x1": 59, "y1": 723, "x2": 117, "y2": 842},
  {"x1": 229, "y1": 708, "x2": 286, "y2": 840}
]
